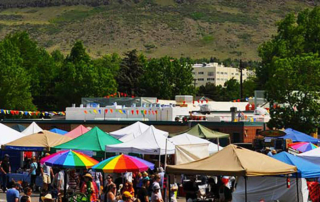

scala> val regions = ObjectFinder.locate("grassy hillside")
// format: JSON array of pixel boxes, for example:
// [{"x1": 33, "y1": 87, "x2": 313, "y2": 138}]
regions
[{"x1": 0, "y1": 0, "x2": 314, "y2": 60}]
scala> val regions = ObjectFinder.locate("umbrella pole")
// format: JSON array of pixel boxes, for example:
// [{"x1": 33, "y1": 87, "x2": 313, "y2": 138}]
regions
[
  {"x1": 164, "y1": 139, "x2": 168, "y2": 169},
  {"x1": 296, "y1": 175, "x2": 299, "y2": 202},
  {"x1": 63, "y1": 168, "x2": 67, "y2": 202},
  {"x1": 244, "y1": 176, "x2": 247, "y2": 202}
]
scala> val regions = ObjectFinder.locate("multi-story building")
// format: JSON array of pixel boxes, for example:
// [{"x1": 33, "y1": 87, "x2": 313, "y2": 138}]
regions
[{"x1": 192, "y1": 63, "x2": 255, "y2": 87}]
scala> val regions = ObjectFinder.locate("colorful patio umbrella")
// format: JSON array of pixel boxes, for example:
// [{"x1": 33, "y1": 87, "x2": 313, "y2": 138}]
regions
[
  {"x1": 40, "y1": 150, "x2": 98, "y2": 168},
  {"x1": 290, "y1": 142, "x2": 318, "y2": 153},
  {"x1": 92, "y1": 154, "x2": 154, "y2": 173},
  {"x1": 41, "y1": 150, "x2": 98, "y2": 201}
]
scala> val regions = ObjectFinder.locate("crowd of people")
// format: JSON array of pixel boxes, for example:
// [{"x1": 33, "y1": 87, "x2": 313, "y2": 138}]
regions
[{"x1": 0, "y1": 153, "x2": 237, "y2": 202}]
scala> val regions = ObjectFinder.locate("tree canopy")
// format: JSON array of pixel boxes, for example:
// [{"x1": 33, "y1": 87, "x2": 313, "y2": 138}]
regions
[{"x1": 258, "y1": 7, "x2": 320, "y2": 134}]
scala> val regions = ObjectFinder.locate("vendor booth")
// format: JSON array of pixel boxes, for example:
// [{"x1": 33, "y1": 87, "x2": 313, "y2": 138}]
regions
[
  {"x1": 169, "y1": 133, "x2": 223, "y2": 154},
  {"x1": 233, "y1": 152, "x2": 320, "y2": 201},
  {"x1": 166, "y1": 145, "x2": 297, "y2": 202},
  {"x1": 3, "y1": 130, "x2": 71, "y2": 151},
  {"x1": 106, "y1": 125, "x2": 175, "y2": 155},
  {"x1": 49, "y1": 128, "x2": 68, "y2": 135},
  {"x1": 119, "y1": 126, "x2": 168, "y2": 142},
  {"x1": 55, "y1": 126, "x2": 121, "y2": 152},
  {"x1": 298, "y1": 147, "x2": 320, "y2": 166},
  {"x1": 110, "y1": 121, "x2": 149, "y2": 139},
  {"x1": 22, "y1": 122, "x2": 42, "y2": 136},
  {"x1": 64, "y1": 125, "x2": 89, "y2": 139}
]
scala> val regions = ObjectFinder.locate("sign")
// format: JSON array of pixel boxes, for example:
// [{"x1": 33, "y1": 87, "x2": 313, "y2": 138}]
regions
[{"x1": 259, "y1": 130, "x2": 286, "y2": 137}]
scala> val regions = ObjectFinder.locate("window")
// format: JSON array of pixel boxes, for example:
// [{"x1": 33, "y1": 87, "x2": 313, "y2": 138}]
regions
[
  {"x1": 217, "y1": 72, "x2": 220, "y2": 74},
  {"x1": 192, "y1": 72, "x2": 195, "y2": 75},
  {"x1": 198, "y1": 78, "x2": 204, "y2": 81},
  {"x1": 208, "y1": 72, "x2": 214, "y2": 76},
  {"x1": 235, "y1": 73, "x2": 239, "y2": 75},
  {"x1": 217, "y1": 78, "x2": 220, "y2": 80},
  {"x1": 231, "y1": 73, "x2": 234, "y2": 75},
  {"x1": 198, "y1": 72, "x2": 204, "y2": 75},
  {"x1": 207, "y1": 78, "x2": 215, "y2": 81},
  {"x1": 225, "y1": 72, "x2": 228, "y2": 75}
]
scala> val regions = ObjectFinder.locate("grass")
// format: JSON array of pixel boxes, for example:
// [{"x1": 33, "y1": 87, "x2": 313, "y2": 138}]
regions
[{"x1": 0, "y1": 0, "x2": 314, "y2": 60}]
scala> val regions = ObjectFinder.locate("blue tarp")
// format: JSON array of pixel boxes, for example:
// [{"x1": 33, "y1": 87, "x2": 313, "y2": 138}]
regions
[
  {"x1": 281, "y1": 128, "x2": 319, "y2": 144},
  {"x1": 49, "y1": 128, "x2": 68, "y2": 135},
  {"x1": 273, "y1": 152, "x2": 320, "y2": 178}
]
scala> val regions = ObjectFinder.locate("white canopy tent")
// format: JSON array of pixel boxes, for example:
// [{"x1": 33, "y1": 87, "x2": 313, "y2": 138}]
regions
[
  {"x1": 0, "y1": 123, "x2": 26, "y2": 145},
  {"x1": 169, "y1": 133, "x2": 223, "y2": 155},
  {"x1": 110, "y1": 121, "x2": 150, "y2": 140},
  {"x1": 175, "y1": 144, "x2": 209, "y2": 165},
  {"x1": 232, "y1": 176, "x2": 308, "y2": 202},
  {"x1": 22, "y1": 122, "x2": 42, "y2": 136},
  {"x1": 106, "y1": 125, "x2": 175, "y2": 155},
  {"x1": 119, "y1": 127, "x2": 168, "y2": 142},
  {"x1": 298, "y1": 147, "x2": 320, "y2": 165}
]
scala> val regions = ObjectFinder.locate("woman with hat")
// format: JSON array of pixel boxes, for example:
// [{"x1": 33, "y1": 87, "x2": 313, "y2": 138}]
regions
[
  {"x1": 81, "y1": 173, "x2": 97, "y2": 202},
  {"x1": 41, "y1": 193, "x2": 54, "y2": 202}
]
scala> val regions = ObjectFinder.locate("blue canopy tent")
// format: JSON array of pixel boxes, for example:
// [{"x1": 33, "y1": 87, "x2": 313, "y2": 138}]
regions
[
  {"x1": 11, "y1": 124, "x2": 26, "y2": 132},
  {"x1": 49, "y1": 128, "x2": 68, "y2": 135},
  {"x1": 281, "y1": 128, "x2": 319, "y2": 144},
  {"x1": 273, "y1": 151, "x2": 320, "y2": 178}
]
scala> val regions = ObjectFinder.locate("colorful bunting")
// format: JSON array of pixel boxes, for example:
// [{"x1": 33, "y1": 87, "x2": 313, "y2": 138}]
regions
[{"x1": 131, "y1": 110, "x2": 134, "y2": 115}]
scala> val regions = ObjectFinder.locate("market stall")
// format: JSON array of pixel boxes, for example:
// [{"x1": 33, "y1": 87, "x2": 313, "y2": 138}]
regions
[
  {"x1": 64, "y1": 125, "x2": 89, "y2": 139},
  {"x1": 54, "y1": 126, "x2": 121, "y2": 152},
  {"x1": 110, "y1": 121, "x2": 150, "y2": 139},
  {"x1": 2, "y1": 130, "x2": 72, "y2": 151},
  {"x1": 106, "y1": 125, "x2": 175, "y2": 155},
  {"x1": 169, "y1": 133, "x2": 223, "y2": 155},
  {"x1": 166, "y1": 144, "x2": 297, "y2": 202},
  {"x1": 49, "y1": 128, "x2": 68, "y2": 135},
  {"x1": 22, "y1": 122, "x2": 42, "y2": 136}
]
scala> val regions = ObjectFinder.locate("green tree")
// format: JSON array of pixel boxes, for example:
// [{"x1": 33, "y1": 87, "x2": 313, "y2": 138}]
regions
[
  {"x1": 140, "y1": 57, "x2": 195, "y2": 99},
  {"x1": 258, "y1": 7, "x2": 320, "y2": 134},
  {"x1": 117, "y1": 50, "x2": 146, "y2": 96},
  {"x1": 197, "y1": 83, "x2": 223, "y2": 101},
  {"x1": 5, "y1": 32, "x2": 59, "y2": 110},
  {"x1": 56, "y1": 41, "x2": 117, "y2": 108},
  {"x1": 0, "y1": 38, "x2": 35, "y2": 110},
  {"x1": 221, "y1": 78, "x2": 240, "y2": 101}
]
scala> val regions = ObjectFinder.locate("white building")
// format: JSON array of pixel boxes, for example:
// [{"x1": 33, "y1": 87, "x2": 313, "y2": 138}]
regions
[{"x1": 192, "y1": 63, "x2": 255, "y2": 87}]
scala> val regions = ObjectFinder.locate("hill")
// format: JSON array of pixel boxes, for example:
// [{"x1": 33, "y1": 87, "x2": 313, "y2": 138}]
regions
[{"x1": 0, "y1": 0, "x2": 315, "y2": 60}]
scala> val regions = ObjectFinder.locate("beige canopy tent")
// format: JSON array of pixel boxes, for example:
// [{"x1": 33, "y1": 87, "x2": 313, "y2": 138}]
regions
[
  {"x1": 2, "y1": 130, "x2": 72, "y2": 151},
  {"x1": 166, "y1": 144, "x2": 297, "y2": 202},
  {"x1": 167, "y1": 144, "x2": 296, "y2": 176}
]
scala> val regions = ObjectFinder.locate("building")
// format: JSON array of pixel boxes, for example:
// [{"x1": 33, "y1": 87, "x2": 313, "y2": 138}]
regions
[{"x1": 192, "y1": 63, "x2": 255, "y2": 87}]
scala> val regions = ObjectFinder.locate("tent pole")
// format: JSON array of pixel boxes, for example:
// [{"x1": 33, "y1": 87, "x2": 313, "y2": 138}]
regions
[
  {"x1": 159, "y1": 154, "x2": 161, "y2": 168},
  {"x1": 63, "y1": 168, "x2": 67, "y2": 202},
  {"x1": 164, "y1": 138, "x2": 168, "y2": 170},
  {"x1": 244, "y1": 176, "x2": 247, "y2": 202},
  {"x1": 217, "y1": 138, "x2": 220, "y2": 151},
  {"x1": 296, "y1": 175, "x2": 299, "y2": 202}
]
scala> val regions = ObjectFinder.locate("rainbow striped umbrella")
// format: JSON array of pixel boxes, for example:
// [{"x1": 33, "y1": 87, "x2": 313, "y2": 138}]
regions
[
  {"x1": 290, "y1": 142, "x2": 318, "y2": 153},
  {"x1": 40, "y1": 150, "x2": 98, "y2": 168},
  {"x1": 92, "y1": 154, "x2": 154, "y2": 173}
]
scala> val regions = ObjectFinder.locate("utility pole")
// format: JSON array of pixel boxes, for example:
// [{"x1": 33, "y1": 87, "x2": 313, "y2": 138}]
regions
[{"x1": 239, "y1": 60, "x2": 245, "y2": 100}]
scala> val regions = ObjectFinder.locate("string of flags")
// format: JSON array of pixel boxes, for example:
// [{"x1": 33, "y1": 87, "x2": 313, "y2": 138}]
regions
[
  {"x1": 192, "y1": 100, "x2": 209, "y2": 104},
  {"x1": 104, "y1": 92, "x2": 135, "y2": 99},
  {"x1": 0, "y1": 109, "x2": 65, "y2": 116},
  {"x1": 83, "y1": 108, "x2": 159, "y2": 115}
]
